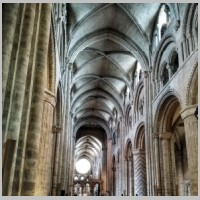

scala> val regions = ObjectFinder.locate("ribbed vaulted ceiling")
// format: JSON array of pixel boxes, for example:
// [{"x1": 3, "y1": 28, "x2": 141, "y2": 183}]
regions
[{"x1": 67, "y1": 3, "x2": 161, "y2": 166}]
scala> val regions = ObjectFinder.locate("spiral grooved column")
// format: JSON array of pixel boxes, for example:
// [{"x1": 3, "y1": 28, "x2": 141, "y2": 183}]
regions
[
  {"x1": 2, "y1": 4, "x2": 19, "y2": 108},
  {"x1": 180, "y1": 105, "x2": 198, "y2": 196},
  {"x1": 21, "y1": 4, "x2": 52, "y2": 196},
  {"x1": 133, "y1": 149, "x2": 147, "y2": 196}
]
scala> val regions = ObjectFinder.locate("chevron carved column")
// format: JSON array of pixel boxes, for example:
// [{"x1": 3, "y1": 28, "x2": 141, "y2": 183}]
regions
[{"x1": 133, "y1": 149, "x2": 147, "y2": 196}]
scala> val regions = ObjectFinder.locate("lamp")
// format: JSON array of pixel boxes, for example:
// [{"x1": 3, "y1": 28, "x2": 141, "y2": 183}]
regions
[{"x1": 194, "y1": 106, "x2": 198, "y2": 119}]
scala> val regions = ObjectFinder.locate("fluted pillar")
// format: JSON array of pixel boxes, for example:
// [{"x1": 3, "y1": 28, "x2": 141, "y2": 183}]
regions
[
  {"x1": 51, "y1": 126, "x2": 62, "y2": 196},
  {"x1": 2, "y1": 4, "x2": 19, "y2": 108},
  {"x1": 2, "y1": 4, "x2": 36, "y2": 196},
  {"x1": 35, "y1": 90, "x2": 55, "y2": 195},
  {"x1": 133, "y1": 149, "x2": 147, "y2": 196},
  {"x1": 180, "y1": 105, "x2": 198, "y2": 196},
  {"x1": 124, "y1": 157, "x2": 128, "y2": 196},
  {"x1": 126, "y1": 157, "x2": 130, "y2": 195},
  {"x1": 153, "y1": 133, "x2": 161, "y2": 195},
  {"x1": 159, "y1": 132, "x2": 172, "y2": 196},
  {"x1": 21, "y1": 4, "x2": 52, "y2": 195},
  {"x1": 128, "y1": 156, "x2": 133, "y2": 196}
]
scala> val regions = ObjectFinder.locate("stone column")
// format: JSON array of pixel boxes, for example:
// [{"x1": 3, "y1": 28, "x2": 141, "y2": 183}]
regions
[
  {"x1": 144, "y1": 70, "x2": 153, "y2": 195},
  {"x1": 21, "y1": 4, "x2": 52, "y2": 195},
  {"x1": 106, "y1": 138, "x2": 112, "y2": 194},
  {"x1": 2, "y1": 4, "x2": 36, "y2": 196},
  {"x1": 112, "y1": 167, "x2": 116, "y2": 196},
  {"x1": 176, "y1": 149, "x2": 184, "y2": 195},
  {"x1": 170, "y1": 134, "x2": 177, "y2": 196},
  {"x1": 51, "y1": 126, "x2": 62, "y2": 196},
  {"x1": 2, "y1": 3, "x2": 19, "y2": 107},
  {"x1": 128, "y1": 156, "x2": 133, "y2": 196},
  {"x1": 133, "y1": 149, "x2": 147, "y2": 196},
  {"x1": 159, "y1": 132, "x2": 172, "y2": 196},
  {"x1": 56, "y1": 120, "x2": 64, "y2": 195},
  {"x1": 153, "y1": 133, "x2": 161, "y2": 196},
  {"x1": 61, "y1": 64, "x2": 72, "y2": 194},
  {"x1": 123, "y1": 157, "x2": 127, "y2": 196},
  {"x1": 126, "y1": 157, "x2": 130, "y2": 195},
  {"x1": 180, "y1": 105, "x2": 198, "y2": 196},
  {"x1": 102, "y1": 147, "x2": 107, "y2": 194}
]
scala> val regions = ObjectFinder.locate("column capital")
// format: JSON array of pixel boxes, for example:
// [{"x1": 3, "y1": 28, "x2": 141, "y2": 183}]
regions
[
  {"x1": 159, "y1": 132, "x2": 172, "y2": 140},
  {"x1": 180, "y1": 104, "x2": 197, "y2": 120}
]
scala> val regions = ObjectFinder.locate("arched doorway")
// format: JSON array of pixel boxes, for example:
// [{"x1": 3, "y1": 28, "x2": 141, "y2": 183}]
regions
[{"x1": 155, "y1": 94, "x2": 189, "y2": 196}]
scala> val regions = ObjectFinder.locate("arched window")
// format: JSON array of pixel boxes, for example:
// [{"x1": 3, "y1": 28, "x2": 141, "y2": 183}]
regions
[
  {"x1": 161, "y1": 24, "x2": 167, "y2": 38},
  {"x1": 171, "y1": 51, "x2": 179, "y2": 75},
  {"x1": 162, "y1": 65, "x2": 169, "y2": 86},
  {"x1": 157, "y1": 4, "x2": 171, "y2": 40},
  {"x1": 133, "y1": 61, "x2": 142, "y2": 88}
]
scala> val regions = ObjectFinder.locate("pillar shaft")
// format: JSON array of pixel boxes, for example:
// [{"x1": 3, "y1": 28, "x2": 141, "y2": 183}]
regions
[
  {"x1": 2, "y1": 4, "x2": 19, "y2": 108},
  {"x1": 153, "y1": 133, "x2": 161, "y2": 195},
  {"x1": 112, "y1": 167, "x2": 116, "y2": 196},
  {"x1": 102, "y1": 147, "x2": 107, "y2": 194},
  {"x1": 51, "y1": 127, "x2": 62, "y2": 196},
  {"x1": 180, "y1": 105, "x2": 198, "y2": 196},
  {"x1": 2, "y1": 4, "x2": 36, "y2": 196},
  {"x1": 21, "y1": 4, "x2": 52, "y2": 195},
  {"x1": 133, "y1": 149, "x2": 147, "y2": 196},
  {"x1": 128, "y1": 158, "x2": 133, "y2": 196},
  {"x1": 159, "y1": 132, "x2": 172, "y2": 196}
]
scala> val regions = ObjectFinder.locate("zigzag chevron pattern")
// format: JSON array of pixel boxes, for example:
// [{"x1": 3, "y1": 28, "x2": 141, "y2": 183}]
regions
[{"x1": 134, "y1": 154, "x2": 147, "y2": 196}]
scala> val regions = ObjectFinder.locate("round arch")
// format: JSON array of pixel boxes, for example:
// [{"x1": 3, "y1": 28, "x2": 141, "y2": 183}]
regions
[
  {"x1": 186, "y1": 62, "x2": 198, "y2": 106},
  {"x1": 134, "y1": 122, "x2": 145, "y2": 150},
  {"x1": 73, "y1": 118, "x2": 111, "y2": 140}
]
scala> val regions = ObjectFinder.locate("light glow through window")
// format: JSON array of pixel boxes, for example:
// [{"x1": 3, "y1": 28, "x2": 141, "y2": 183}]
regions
[{"x1": 75, "y1": 159, "x2": 91, "y2": 174}]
